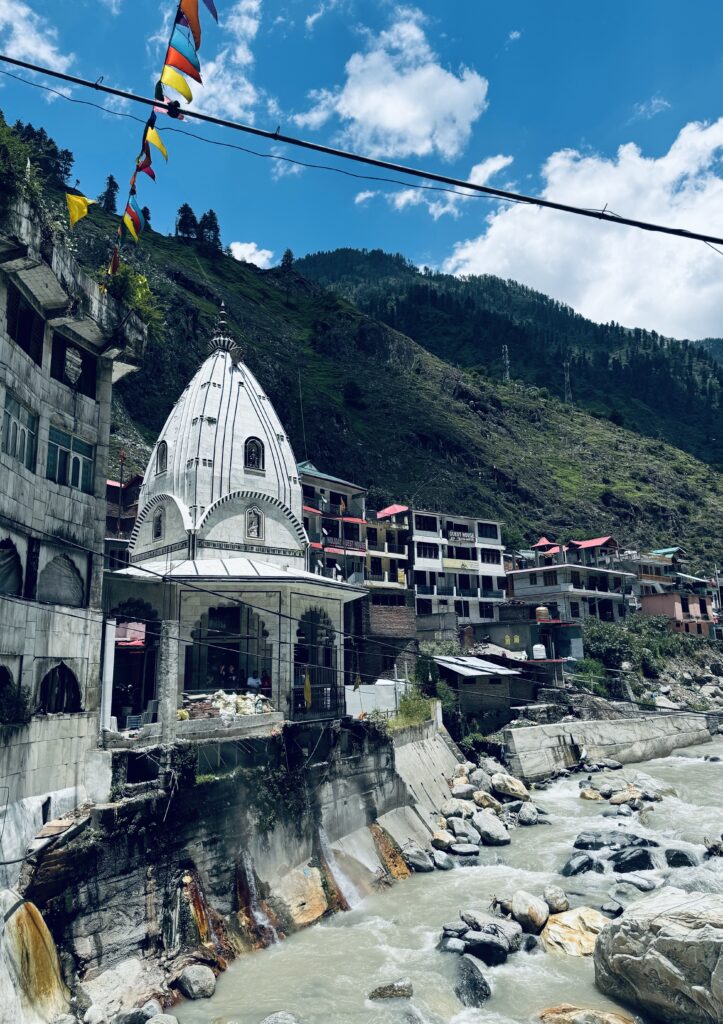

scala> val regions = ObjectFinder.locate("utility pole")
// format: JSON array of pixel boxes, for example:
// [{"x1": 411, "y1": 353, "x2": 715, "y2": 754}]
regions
[{"x1": 502, "y1": 344, "x2": 510, "y2": 383}]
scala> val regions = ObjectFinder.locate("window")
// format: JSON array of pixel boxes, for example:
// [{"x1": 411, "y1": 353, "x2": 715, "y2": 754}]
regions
[
  {"x1": 528, "y1": 572, "x2": 538, "y2": 585},
  {"x1": 156, "y1": 441, "x2": 168, "y2": 475},
  {"x1": 479, "y1": 548, "x2": 501, "y2": 565},
  {"x1": 700, "y1": 598, "x2": 708, "y2": 616},
  {"x1": 613, "y1": 576, "x2": 622, "y2": 590},
  {"x1": 570, "y1": 601, "x2": 581, "y2": 618},
  {"x1": 50, "y1": 335, "x2": 97, "y2": 399},
  {"x1": 152, "y1": 509, "x2": 164, "y2": 541},
  {"x1": 477, "y1": 522, "x2": 498, "y2": 539},
  {"x1": 246, "y1": 506, "x2": 264, "y2": 540},
  {"x1": 543, "y1": 571, "x2": 558, "y2": 587},
  {"x1": 367, "y1": 527, "x2": 378, "y2": 547},
  {"x1": 414, "y1": 513, "x2": 437, "y2": 532},
  {"x1": 697, "y1": 623, "x2": 703, "y2": 635},
  {"x1": 416, "y1": 598, "x2": 432, "y2": 615},
  {"x1": 6, "y1": 282, "x2": 44, "y2": 365},
  {"x1": 244, "y1": 437, "x2": 265, "y2": 471},
  {"x1": 371, "y1": 593, "x2": 405, "y2": 606},
  {"x1": 2, "y1": 392, "x2": 37, "y2": 471},
  {"x1": 454, "y1": 600, "x2": 470, "y2": 617},
  {"x1": 571, "y1": 571, "x2": 582, "y2": 588},
  {"x1": 681, "y1": 596, "x2": 690, "y2": 614},
  {"x1": 479, "y1": 602, "x2": 493, "y2": 619},
  {"x1": 416, "y1": 542, "x2": 439, "y2": 559},
  {"x1": 46, "y1": 428, "x2": 94, "y2": 494}
]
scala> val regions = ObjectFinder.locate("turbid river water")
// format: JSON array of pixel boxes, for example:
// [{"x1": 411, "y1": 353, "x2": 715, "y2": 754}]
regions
[{"x1": 176, "y1": 737, "x2": 723, "y2": 1024}]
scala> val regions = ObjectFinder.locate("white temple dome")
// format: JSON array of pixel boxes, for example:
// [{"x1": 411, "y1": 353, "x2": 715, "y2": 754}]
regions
[{"x1": 130, "y1": 309, "x2": 306, "y2": 569}]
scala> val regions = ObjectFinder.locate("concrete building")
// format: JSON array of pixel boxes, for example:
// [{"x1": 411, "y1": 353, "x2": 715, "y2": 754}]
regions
[
  {"x1": 0, "y1": 197, "x2": 144, "y2": 880},
  {"x1": 299, "y1": 460, "x2": 366, "y2": 585},
  {"x1": 104, "y1": 472, "x2": 143, "y2": 569},
  {"x1": 505, "y1": 561, "x2": 634, "y2": 623},
  {"x1": 104, "y1": 311, "x2": 363, "y2": 736}
]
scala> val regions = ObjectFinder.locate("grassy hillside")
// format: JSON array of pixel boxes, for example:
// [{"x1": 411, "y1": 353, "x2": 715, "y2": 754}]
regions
[
  {"x1": 49, "y1": 199, "x2": 721, "y2": 567},
  {"x1": 297, "y1": 249, "x2": 723, "y2": 469}
]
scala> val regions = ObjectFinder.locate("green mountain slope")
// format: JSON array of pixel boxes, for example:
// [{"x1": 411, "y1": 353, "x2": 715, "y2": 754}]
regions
[
  {"x1": 54, "y1": 204, "x2": 720, "y2": 566},
  {"x1": 296, "y1": 249, "x2": 723, "y2": 469}
]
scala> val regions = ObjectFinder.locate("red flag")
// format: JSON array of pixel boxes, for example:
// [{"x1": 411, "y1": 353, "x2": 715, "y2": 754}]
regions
[{"x1": 166, "y1": 46, "x2": 203, "y2": 83}]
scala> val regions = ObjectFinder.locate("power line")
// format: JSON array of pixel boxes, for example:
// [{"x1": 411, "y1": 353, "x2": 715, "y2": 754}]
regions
[{"x1": 1, "y1": 53, "x2": 722, "y2": 246}]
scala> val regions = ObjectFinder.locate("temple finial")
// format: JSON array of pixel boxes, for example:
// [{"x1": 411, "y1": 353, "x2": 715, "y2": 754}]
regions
[{"x1": 209, "y1": 302, "x2": 236, "y2": 353}]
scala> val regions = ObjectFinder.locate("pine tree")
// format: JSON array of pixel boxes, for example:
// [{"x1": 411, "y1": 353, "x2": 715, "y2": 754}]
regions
[
  {"x1": 281, "y1": 248, "x2": 294, "y2": 269},
  {"x1": 175, "y1": 203, "x2": 199, "y2": 241},
  {"x1": 98, "y1": 174, "x2": 119, "y2": 214},
  {"x1": 281, "y1": 248, "x2": 294, "y2": 304},
  {"x1": 198, "y1": 209, "x2": 222, "y2": 251},
  {"x1": 141, "y1": 206, "x2": 151, "y2": 227}
]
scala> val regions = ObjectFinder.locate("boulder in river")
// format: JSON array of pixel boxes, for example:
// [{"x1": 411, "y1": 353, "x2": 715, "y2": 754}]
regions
[
  {"x1": 431, "y1": 850, "x2": 454, "y2": 871},
  {"x1": 176, "y1": 965, "x2": 216, "y2": 1000},
  {"x1": 259, "y1": 1015, "x2": 303, "y2": 1024},
  {"x1": 540, "y1": 907, "x2": 607, "y2": 956},
  {"x1": 473, "y1": 790, "x2": 502, "y2": 812},
  {"x1": 451, "y1": 784, "x2": 476, "y2": 800},
  {"x1": 460, "y1": 910, "x2": 523, "y2": 951},
  {"x1": 462, "y1": 929, "x2": 509, "y2": 965},
  {"x1": 598, "y1": 758, "x2": 624, "y2": 770},
  {"x1": 402, "y1": 843, "x2": 435, "y2": 872},
  {"x1": 472, "y1": 810, "x2": 511, "y2": 846},
  {"x1": 609, "y1": 847, "x2": 655, "y2": 873},
  {"x1": 369, "y1": 978, "x2": 413, "y2": 1000},
  {"x1": 449, "y1": 843, "x2": 480, "y2": 857},
  {"x1": 431, "y1": 829, "x2": 456, "y2": 851},
  {"x1": 594, "y1": 887, "x2": 723, "y2": 1024},
  {"x1": 448, "y1": 817, "x2": 481, "y2": 844},
  {"x1": 610, "y1": 787, "x2": 642, "y2": 806},
  {"x1": 469, "y1": 768, "x2": 492, "y2": 791},
  {"x1": 491, "y1": 772, "x2": 530, "y2": 802},
  {"x1": 443, "y1": 920, "x2": 468, "y2": 936},
  {"x1": 519, "y1": 803, "x2": 539, "y2": 826},
  {"x1": 511, "y1": 890, "x2": 549, "y2": 934},
  {"x1": 543, "y1": 886, "x2": 569, "y2": 914},
  {"x1": 561, "y1": 853, "x2": 595, "y2": 876},
  {"x1": 574, "y1": 831, "x2": 657, "y2": 853},
  {"x1": 454, "y1": 954, "x2": 491, "y2": 1006},
  {"x1": 665, "y1": 847, "x2": 697, "y2": 868},
  {"x1": 537, "y1": 1005, "x2": 637, "y2": 1024},
  {"x1": 440, "y1": 798, "x2": 473, "y2": 819},
  {"x1": 438, "y1": 935, "x2": 466, "y2": 953},
  {"x1": 580, "y1": 788, "x2": 604, "y2": 801}
]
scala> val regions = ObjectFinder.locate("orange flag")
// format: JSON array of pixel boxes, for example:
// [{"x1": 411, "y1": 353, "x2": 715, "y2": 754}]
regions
[{"x1": 180, "y1": 0, "x2": 202, "y2": 49}]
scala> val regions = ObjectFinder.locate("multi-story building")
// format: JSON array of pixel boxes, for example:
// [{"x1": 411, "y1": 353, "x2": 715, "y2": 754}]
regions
[
  {"x1": 0, "y1": 197, "x2": 144, "y2": 882},
  {"x1": 299, "y1": 460, "x2": 367, "y2": 585},
  {"x1": 505, "y1": 561, "x2": 635, "y2": 623},
  {"x1": 104, "y1": 472, "x2": 143, "y2": 569}
]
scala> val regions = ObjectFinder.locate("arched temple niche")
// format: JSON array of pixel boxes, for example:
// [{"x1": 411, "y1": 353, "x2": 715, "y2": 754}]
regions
[
  {"x1": 110, "y1": 599, "x2": 162, "y2": 722},
  {"x1": 184, "y1": 600, "x2": 273, "y2": 694},
  {"x1": 37, "y1": 553, "x2": 84, "y2": 607},
  {"x1": 293, "y1": 608, "x2": 339, "y2": 718},
  {"x1": 0, "y1": 537, "x2": 23, "y2": 596},
  {"x1": 37, "y1": 662, "x2": 82, "y2": 714}
]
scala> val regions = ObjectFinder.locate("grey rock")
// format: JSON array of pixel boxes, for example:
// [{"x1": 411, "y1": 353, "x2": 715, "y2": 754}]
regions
[
  {"x1": 616, "y1": 805, "x2": 633, "y2": 817},
  {"x1": 451, "y1": 784, "x2": 476, "y2": 800},
  {"x1": 468, "y1": 768, "x2": 492, "y2": 791},
  {"x1": 574, "y1": 831, "x2": 658, "y2": 852},
  {"x1": 479, "y1": 756, "x2": 506, "y2": 776},
  {"x1": 146, "y1": 1017, "x2": 179, "y2": 1024},
  {"x1": 598, "y1": 784, "x2": 614, "y2": 799},
  {"x1": 437, "y1": 935, "x2": 465, "y2": 953},
  {"x1": 140, "y1": 1002, "x2": 164, "y2": 1021},
  {"x1": 431, "y1": 849, "x2": 454, "y2": 870},
  {"x1": 454, "y1": 954, "x2": 491, "y2": 1007},
  {"x1": 594, "y1": 887, "x2": 723, "y2": 1024},
  {"x1": 518, "y1": 803, "x2": 539, "y2": 826},
  {"x1": 665, "y1": 848, "x2": 697, "y2": 868},
  {"x1": 511, "y1": 889, "x2": 549, "y2": 934},
  {"x1": 403, "y1": 843, "x2": 435, "y2": 872},
  {"x1": 609, "y1": 847, "x2": 655, "y2": 873},
  {"x1": 440, "y1": 798, "x2": 473, "y2": 819},
  {"x1": 443, "y1": 920, "x2": 469, "y2": 936},
  {"x1": 115, "y1": 1013, "x2": 149, "y2": 1024},
  {"x1": 459, "y1": 910, "x2": 522, "y2": 951},
  {"x1": 500, "y1": 811, "x2": 519, "y2": 830},
  {"x1": 472, "y1": 810, "x2": 511, "y2": 846},
  {"x1": 259, "y1": 1015, "x2": 303, "y2": 1024},
  {"x1": 522, "y1": 934, "x2": 539, "y2": 952},
  {"x1": 619, "y1": 874, "x2": 657, "y2": 892},
  {"x1": 600, "y1": 901, "x2": 623, "y2": 918},
  {"x1": 561, "y1": 852, "x2": 594, "y2": 876},
  {"x1": 543, "y1": 885, "x2": 569, "y2": 914},
  {"x1": 461, "y1": 930, "x2": 509, "y2": 965},
  {"x1": 176, "y1": 965, "x2": 216, "y2": 1000},
  {"x1": 369, "y1": 978, "x2": 413, "y2": 1000},
  {"x1": 448, "y1": 817, "x2": 481, "y2": 844},
  {"x1": 504, "y1": 799, "x2": 524, "y2": 813},
  {"x1": 449, "y1": 843, "x2": 480, "y2": 857}
]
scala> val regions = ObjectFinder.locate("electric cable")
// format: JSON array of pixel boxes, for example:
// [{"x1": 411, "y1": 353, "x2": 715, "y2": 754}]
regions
[{"x1": 1, "y1": 53, "x2": 722, "y2": 246}]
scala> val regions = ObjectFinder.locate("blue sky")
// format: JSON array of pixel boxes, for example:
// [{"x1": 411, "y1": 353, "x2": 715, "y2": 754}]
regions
[{"x1": 1, "y1": 0, "x2": 722, "y2": 337}]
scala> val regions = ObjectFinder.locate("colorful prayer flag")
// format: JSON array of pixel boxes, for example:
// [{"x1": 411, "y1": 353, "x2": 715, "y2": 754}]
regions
[
  {"x1": 123, "y1": 203, "x2": 141, "y2": 242},
  {"x1": 202, "y1": 0, "x2": 219, "y2": 21},
  {"x1": 180, "y1": 0, "x2": 202, "y2": 49},
  {"x1": 166, "y1": 47, "x2": 203, "y2": 83},
  {"x1": 161, "y1": 64, "x2": 193, "y2": 103},
  {"x1": 169, "y1": 26, "x2": 201, "y2": 69},
  {"x1": 65, "y1": 193, "x2": 95, "y2": 228},
  {"x1": 146, "y1": 127, "x2": 168, "y2": 161}
]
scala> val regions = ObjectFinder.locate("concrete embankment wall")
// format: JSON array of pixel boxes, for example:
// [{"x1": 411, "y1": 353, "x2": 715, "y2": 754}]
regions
[{"x1": 504, "y1": 713, "x2": 713, "y2": 781}]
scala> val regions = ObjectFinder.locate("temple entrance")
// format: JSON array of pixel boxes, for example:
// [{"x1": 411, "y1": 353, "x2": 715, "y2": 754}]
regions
[
  {"x1": 292, "y1": 608, "x2": 339, "y2": 720},
  {"x1": 110, "y1": 599, "x2": 161, "y2": 725},
  {"x1": 185, "y1": 602, "x2": 272, "y2": 693}
]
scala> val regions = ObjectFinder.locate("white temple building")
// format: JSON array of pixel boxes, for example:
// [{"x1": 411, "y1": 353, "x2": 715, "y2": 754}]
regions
[{"x1": 104, "y1": 309, "x2": 363, "y2": 736}]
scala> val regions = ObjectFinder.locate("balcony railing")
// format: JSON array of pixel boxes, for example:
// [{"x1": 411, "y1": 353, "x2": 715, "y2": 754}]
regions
[
  {"x1": 386, "y1": 543, "x2": 407, "y2": 555},
  {"x1": 481, "y1": 588, "x2": 504, "y2": 599},
  {"x1": 458, "y1": 587, "x2": 479, "y2": 597},
  {"x1": 436, "y1": 585, "x2": 455, "y2": 596},
  {"x1": 416, "y1": 584, "x2": 435, "y2": 594}
]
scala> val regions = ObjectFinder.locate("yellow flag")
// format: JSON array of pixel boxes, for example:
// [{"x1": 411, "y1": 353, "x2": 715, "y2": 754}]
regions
[
  {"x1": 303, "y1": 667, "x2": 312, "y2": 709},
  {"x1": 146, "y1": 127, "x2": 168, "y2": 161},
  {"x1": 122, "y1": 211, "x2": 139, "y2": 242},
  {"x1": 161, "y1": 65, "x2": 193, "y2": 103},
  {"x1": 66, "y1": 193, "x2": 95, "y2": 228}
]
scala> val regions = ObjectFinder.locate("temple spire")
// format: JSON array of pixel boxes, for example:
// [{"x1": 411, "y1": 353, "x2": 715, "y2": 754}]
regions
[{"x1": 208, "y1": 302, "x2": 236, "y2": 353}]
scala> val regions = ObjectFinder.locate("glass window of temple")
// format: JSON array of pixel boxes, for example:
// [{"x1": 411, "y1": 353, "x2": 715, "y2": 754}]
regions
[
  {"x1": 155, "y1": 441, "x2": 168, "y2": 475},
  {"x1": 246, "y1": 506, "x2": 264, "y2": 540},
  {"x1": 46, "y1": 428, "x2": 95, "y2": 494},
  {"x1": 2, "y1": 391, "x2": 37, "y2": 471},
  {"x1": 37, "y1": 662, "x2": 82, "y2": 714},
  {"x1": 244, "y1": 437, "x2": 265, "y2": 471},
  {"x1": 152, "y1": 509, "x2": 164, "y2": 541},
  {"x1": 184, "y1": 603, "x2": 272, "y2": 693}
]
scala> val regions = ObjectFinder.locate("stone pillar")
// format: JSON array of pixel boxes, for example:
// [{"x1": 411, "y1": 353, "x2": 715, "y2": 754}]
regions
[
  {"x1": 99, "y1": 617, "x2": 116, "y2": 736},
  {"x1": 157, "y1": 620, "x2": 179, "y2": 745}
]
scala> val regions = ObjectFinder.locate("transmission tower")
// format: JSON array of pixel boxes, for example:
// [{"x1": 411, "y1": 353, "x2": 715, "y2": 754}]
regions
[
  {"x1": 563, "y1": 360, "x2": 572, "y2": 404},
  {"x1": 502, "y1": 344, "x2": 510, "y2": 382}
]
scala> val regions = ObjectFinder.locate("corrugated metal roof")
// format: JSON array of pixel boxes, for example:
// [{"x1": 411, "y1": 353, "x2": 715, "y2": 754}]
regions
[
  {"x1": 376, "y1": 503, "x2": 409, "y2": 519},
  {"x1": 434, "y1": 656, "x2": 520, "y2": 677},
  {"x1": 297, "y1": 460, "x2": 365, "y2": 491}
]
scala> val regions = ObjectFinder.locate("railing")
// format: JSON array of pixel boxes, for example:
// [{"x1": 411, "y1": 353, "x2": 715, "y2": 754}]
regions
[
  {"x1": 481, "y1": 589, "x2": 504, "y2": 599},
  {"x1": 436, "y1": 585, "x2": 455, "y2": 596},
  {"x1": 290, "y1": 678, "x2": 343, "y2": 720},
  {"x1": 416, "y1": 584, "x2": 435, "y2": 595},
  {"x1": 386, "y1": 543, "x2": 407, "y2": 555},
  {"x1": 458, "y1": 587, "x2": 479, "y2": 597},
  {"x1": 340, "y1": 538, "x2": 367, "y2": 552},
  {"x1": 366, "y1": 572, "x2": 386, "y2": 583}
]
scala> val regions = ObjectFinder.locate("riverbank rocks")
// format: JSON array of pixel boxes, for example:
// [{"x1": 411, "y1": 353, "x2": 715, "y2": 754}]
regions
[
  {"x1": 402, "y1": 843, "x2": 434, "y2": 872},
  {"x1": 440, "y1": 798, "x2": 473, "y2": 819},
  {"x1": 665, "y1": 847, "x2": 697, "y2": 867},
  {"x1": 473, "y1": 790, "x2": 502, "y2": 812},
  {"x1": 537, "y1": 1005, "x2": 637, "y2": 1024},
  {"x1": 469, "y1": 768, "x2": 492, "y2": 791},
  {"x1": 511, "y1": 890, "x2": 549, "y2": 934},
  {"x1": 450, "y1": 843, "x2": 479, "y2": 857},
  {"x1": 431, "y1": 850, "x2": 454, "y2": 870},
  {"x1": 580, "y1": 789, "x2": 604, "y2": 801},
  {"x1": 543, "y1": 886, "x2": 569, "y2": 914},
  {"x1": 176, "y1": 964, "x2": 216, "y2": 1000},
  {"x1": 146, "y1": 1017, "x2": 179, "y2": 1024},
  {"x1": 561, "y1": 853, "x2": 595, "y2": 877},
  {"x1": 609, "y1": 847, "x2": 655, "y2": 873},
  {"x1": 541, "y1": 907, "x2": 607, "y2": 957},
  {"x1": 454, "y1": 761, "x2": 476, "y2": 777},
  {"x1": 594, "y1": 887, "x2": 723, "y2": 1024},
  {"x1": 473, "y1": 810, "x2": 511, "y2": 846},
  {"x1": 491, "y1": 772, "x2": 530, "y2": 802},
  {"x1": 451, "y1": 783, "x2": 476, "y2": 800},
  {"x1": 518, "y1": 803, "x2": 539, "y2": 826},
  {"x1": 431, "y1": 829, "x2": 455, "y2": 851},
  {"x1": 455, "y1": 954, "x2": 491, "y2": 1006},
  {"x1": 448, "y1": 818, "x2": 480, "y2": 843},
  {"x1": 369, "y1": 978, "x2": 413, "y2": 1000},
  {"x1": 259, "y1": 1014, "x2": 304, "y2": 1024}
]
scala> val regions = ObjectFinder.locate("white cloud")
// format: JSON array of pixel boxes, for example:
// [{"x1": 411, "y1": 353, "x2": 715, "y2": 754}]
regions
[
  {"x1": 294, "y1": 6, "x2": 489, "y2": 160},
  {"x1": 443, "y1": 119, "x2": 723, "y2": 339},
  {"x1": 632, "y1": 95, "x2": 671, "y2": 120},
  {"x1": 270, "y1": 145, "x2": 303, "y2": 179},
  {"x1": 386, "y1": 153, "x2": 513, "y2": 219},
  {"x1": 354, "y1": 189, "x2": 376, "y2": 204},
  {"x1": 305, "y1": 0, "x2": 342, "y2": 31},
  {"x1": 100, "y1": 0, "x2": 123, "y2": 14},
  {"x1": 230, "y1": 240, "x2": 274, "y2": 267},
  {"x1": 0, "y1": 0, "x2": 73, "y2": 72},
  {"x1": 508, "y1": 30, "x2": 521, "y2": 41}
]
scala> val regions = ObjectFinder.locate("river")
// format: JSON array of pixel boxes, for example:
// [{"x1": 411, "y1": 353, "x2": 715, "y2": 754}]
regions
[{"x1": 175, "y1": 737, "x2": 723, "y2": 1024}]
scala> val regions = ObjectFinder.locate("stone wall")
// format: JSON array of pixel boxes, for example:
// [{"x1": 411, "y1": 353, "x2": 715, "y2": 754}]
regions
[{"x1": 504, "y1": 713, "x2": 713, "y2": 781}]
